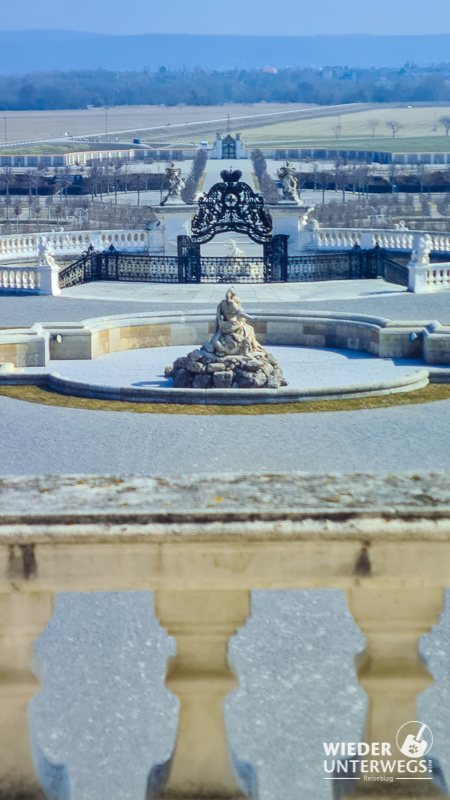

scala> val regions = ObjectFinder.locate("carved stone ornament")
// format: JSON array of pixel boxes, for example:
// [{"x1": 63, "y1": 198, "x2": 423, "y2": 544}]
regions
[
  {"x1": 191, "y1": 169, "x2": 272, "y2": 244},
  {"x1": 165, "y1": 287, "x2": 287, "y2": 389}
]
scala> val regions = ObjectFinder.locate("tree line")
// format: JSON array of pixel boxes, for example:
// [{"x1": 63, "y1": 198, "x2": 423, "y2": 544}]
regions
[{"x1": 2, "y1": 62, "x2": 450, "y2": 110}]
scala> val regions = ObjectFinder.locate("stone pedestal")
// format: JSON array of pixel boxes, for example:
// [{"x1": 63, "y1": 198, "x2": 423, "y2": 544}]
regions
[
  {"x1": 152, "y1": 590, "x2": 250, "y2": 799},
  {"x1": 154, "y1": 206, "x2": 196, "y2": 256},
  {"x1": 269, "y1": 204, "x2": 311, "y2": 255},
  {"x1": 0, "y1": 592, "x2": 54, "y2": 798},
  {"x1": 38, "y1": 264, "x2": 61, "y2": 296}
]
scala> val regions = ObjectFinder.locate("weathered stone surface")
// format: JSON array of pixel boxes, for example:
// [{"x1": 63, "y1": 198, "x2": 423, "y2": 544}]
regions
[
  {"x1": 213, "y1": 370, "x2": 234, "y2": 388},
  {"x1": 173, "y1": 357, "x2": 204, "y2": 374},
  {"x1": 207, "y1": 362, "x2": 226, "y2": 373},
  {"x1": 265, "y1": 353, "x2": 278, "y2": 366},
  {"x1": 240, "y1": 358, "x2": 261, "y2": 372},
  {"x1": 167, "y1": 289, "x2": 287, "y2": 391},
  {"x1": 192, "y1": 373, "x2": 213, "y2": 389},
  {"x1": 267, "y1": 368, "x2": 288, "y2": 388},
  {"x1": 189, "y1": 350, "x2": 204, "y2": 361},
  {"x1": 235, "y1": 369, "x2": 268, "y2": 388},
  {"x1": 172, "y1": 368, "x2": 193, "y2": 388}
]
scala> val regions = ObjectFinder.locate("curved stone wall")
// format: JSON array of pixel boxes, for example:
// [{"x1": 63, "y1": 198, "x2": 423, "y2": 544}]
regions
[{"x1": 2, "y1": 310, "x2": 450, "y2": 404}]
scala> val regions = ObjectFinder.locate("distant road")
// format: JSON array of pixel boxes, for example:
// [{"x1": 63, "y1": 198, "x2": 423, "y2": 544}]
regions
[{"x1": 0, "y1": 103, "x2": 373, "y2": 151}]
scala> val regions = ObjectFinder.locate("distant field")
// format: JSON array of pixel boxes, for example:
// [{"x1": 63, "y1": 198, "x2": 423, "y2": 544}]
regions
[
  {"x1": 244, "y1": 106, "x2": 450, "y2": 152},
  {"x1": 0, "y1": 143, "x2": 92, "y2": 155},
  {"x1": 0, "y1": 103, "x2": 313, "y2": 145},
  {"x1": 248, "y1": 137, "x2": 450, "y2": 154},
  {"x1": 3, "y1": 103, "x2": 450, "y2": 156}
]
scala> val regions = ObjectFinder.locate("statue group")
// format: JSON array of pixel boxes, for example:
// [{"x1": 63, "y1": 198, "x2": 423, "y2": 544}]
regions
[
  {"x1": 161, "y1": 162, "x2": 186, "y2": 205},
  {"x1": 165, "y1": 288, "x2": 287, "y2": 389},
  {"x1": 277, "y1": 161, "x2": 301, "y2": 204}
]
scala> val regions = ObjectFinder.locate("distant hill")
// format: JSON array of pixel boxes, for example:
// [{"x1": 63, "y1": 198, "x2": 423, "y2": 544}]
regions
[{"x1": 1, "y1": 30, "x2": 450, "y2": 73}]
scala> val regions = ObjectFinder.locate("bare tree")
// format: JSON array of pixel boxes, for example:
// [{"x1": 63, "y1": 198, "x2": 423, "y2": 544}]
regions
[
  {"x1": 54, "y1": 202, "x2": 63, "y2": 225},
  {"x1": 311, "y1": 161, "x2": 320, "y2": 191},
  {"x1": 437, "y1": 194, "x2": 450, "y2": 217},
  {"x1": 0, "y1": 167, "x2": 15, "y2": 213},
  {"x1": 31, "y1": 198, "x2": 42, "y2": 227},
  {"x1": 317, "y1": 170, "x2": 332, "y2": 204},
  {"x1": 356, "y1": 165, "x2": 370, "y2": 196},
  {"x1": 388, "y1": 163, "x2": 398, "y2": 194},
  {"x1": 335, "y1": 167, "x2": 347, "y2": 203},
  {"x1": 439, "y1": 116, "x2": 450, "y2": 136},
  {"x1": 367, "y1": 119, "x2": 378, "y2": 138},
  {"x1": 135, "y1": 172, "x2": 143, "y2": 205},
  {"x1": 331, "y1": 122, "x2": 342, "y2": 140},
  {"x1": 386, "y1": 121, "x2": 403, "y2": 139},
  {"x1": 25, "y1": 169, "x2": 40, "y2": 204},
  {"x1": 45, "y1": 195, "x2": 53, "y2": 220},
  {"x1": 420, "y1": 194, "x2": 431, "y2": 217},
  {"x1": 55, "y1": 166, "x2": 71, "y2": 199},
  {"x1": 13, "y1": 201, "x2": 22, "y2": 230},
  {"x1": 417, "y1": 164, "x2": 427, "y2": 194}
]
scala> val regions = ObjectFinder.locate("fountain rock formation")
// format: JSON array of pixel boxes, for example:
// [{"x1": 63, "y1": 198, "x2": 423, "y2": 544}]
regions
[{"x1": 165, "y1": 288, "x2": 288, "y2": 389}]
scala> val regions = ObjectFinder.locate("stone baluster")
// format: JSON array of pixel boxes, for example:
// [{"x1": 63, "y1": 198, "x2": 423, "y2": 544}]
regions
[
  {"x1": 151, "y1": 590, "x2": 250, "y2": 800},
  {"x1": 346, "y1": 585, "x2": 445, "y2": 797},
  {"x1": 0, "y1": 591, "x2": 54, "y2": 798}
]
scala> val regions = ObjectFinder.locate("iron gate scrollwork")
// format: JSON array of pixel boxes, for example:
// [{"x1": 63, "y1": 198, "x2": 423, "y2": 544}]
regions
[
  {"x1": 177, "y1": 235, "x2": 201, "y2": 283},
  {"x1": 59, "y1": 243, "x2": 411, "y2": 288},
  {"x1": 350, "y1": 244, "x2": 380, "y2": 279},
  {"x1": 94, "y1": 244, "x2": 119, "y2": 281},
  {"x1": 58, "y1": 245, "x2": 95, "y2": 288},
  {"x1": 191, "y1": 169, "x2": 273, "y2": 245},
  {"x1": 264, "y1": 235, "x2": 289, "y2": 282}
]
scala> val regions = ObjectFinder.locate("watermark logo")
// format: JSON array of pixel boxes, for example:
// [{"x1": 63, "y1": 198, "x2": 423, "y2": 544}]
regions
[
  {"x1": 322, "y1": 721, "x2": 434, "y2": 784},
  {"x1": 397, "y1": 721, "x2": 433, "y2": 759}
]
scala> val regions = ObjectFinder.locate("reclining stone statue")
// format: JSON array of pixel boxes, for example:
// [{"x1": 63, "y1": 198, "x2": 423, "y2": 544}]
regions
[{"x1": 165, "y1": 288, "x2": 288, "y2": 389}]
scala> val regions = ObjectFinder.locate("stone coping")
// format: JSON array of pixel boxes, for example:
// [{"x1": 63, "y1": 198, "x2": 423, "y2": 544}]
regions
[
  {"x1": 0, "y1": 309, "x2": 449, "y2": 403},
  {"x1": 3, "y1": 474, "x2": 450, "y2": 591},
  {"x1": 0, "y1": 367, "x2": 429, "y2": 405},
  {"x1": 0, "y1": 472, "x2": 448, "y2": 517}
]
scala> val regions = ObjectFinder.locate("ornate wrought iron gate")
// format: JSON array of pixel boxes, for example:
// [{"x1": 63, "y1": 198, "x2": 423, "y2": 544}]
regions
[
  {"x1": 177, "y1": 236, "x2": 201, "y2": 283},
  {"x1": 264, "y1": 235, "x2": 289, "y2": 282},
  {"x1": 59, "y1": 244, "x2": 410, "y2": 289}
]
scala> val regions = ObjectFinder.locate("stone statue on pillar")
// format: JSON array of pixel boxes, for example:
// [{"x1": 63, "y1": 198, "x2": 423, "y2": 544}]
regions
[
  {"x1": 277, "y1": 161, "x2": 300, "y2": 204},
  {"x1": 161, "y1": 163, "x2": 186, "y2": 206}
]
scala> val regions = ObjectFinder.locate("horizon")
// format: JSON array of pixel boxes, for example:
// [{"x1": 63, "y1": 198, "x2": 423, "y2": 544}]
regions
[
  {"x1": 4, "y1": 29, "x2": 450, "y2": 38},
  {"x1": 1, "y1": 0, "x2": 450, "y2": 37}
]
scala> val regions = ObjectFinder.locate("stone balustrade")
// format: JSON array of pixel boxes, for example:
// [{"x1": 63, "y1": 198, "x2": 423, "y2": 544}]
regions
[
  {"x1": 313, "y1": 228, "x2": 450, "y2": 254},
  {"x1": 409, "y1": 263, "x2": 450, "y2": 293},
  {"x1": 1, "y1": 227, "x2": 449, "y2": 266},
  {"x1": 2, "y1": 225, "x2": 450, "y2": 295},
  {"x1": 0, "y1": 230, "x2": 154, "y2": 263},
  {"x1": 0, "y1": 265, "x2": 42, "y2": 292},
  {"x1": 1, "y1": 473, "x2": 450, "y2": 800}
]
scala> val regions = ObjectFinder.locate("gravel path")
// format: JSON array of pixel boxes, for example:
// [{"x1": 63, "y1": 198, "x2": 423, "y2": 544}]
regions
[
  {"x1": 2, "y1": 393, "x2": 450, "y2": 475},
  {"x1": 2, "y1": 285, "x2": 450, "y2": 328}
]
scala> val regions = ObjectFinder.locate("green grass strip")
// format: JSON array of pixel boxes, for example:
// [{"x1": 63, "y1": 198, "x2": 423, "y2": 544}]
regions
[{"x1": 1, "y1": 383, "x2": 450, "y2": 415}]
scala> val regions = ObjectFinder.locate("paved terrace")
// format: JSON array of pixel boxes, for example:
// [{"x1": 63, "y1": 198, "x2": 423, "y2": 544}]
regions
[{"x1": 3, "y1": 283, "x2": 450, "y2": 800}]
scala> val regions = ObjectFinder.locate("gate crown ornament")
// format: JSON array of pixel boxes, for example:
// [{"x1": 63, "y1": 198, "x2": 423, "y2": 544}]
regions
[
  {"x1": 191, "y1": 170, "x2": 272, "y2": 244},
  {"x1": 220, "y1": 168, "x2": 243, "y2": 183}
]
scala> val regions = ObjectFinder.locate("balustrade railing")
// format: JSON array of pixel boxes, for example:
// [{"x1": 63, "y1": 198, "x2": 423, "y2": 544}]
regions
[
  {"x1": 425, "y1": 265, "x2": 450, "y2": 290},
  {"x1": 0, "y1": 264, "x2": 42, "y2": 291},
  {"x1": 2, "y1": 227, "x2": 450, "y2": 265},
  {"x1": 1, "y1": 474, "x2": 450, "y2": 800},
  {"x1": 314, "y1": 228, "x2": 450, "y2": 254},
  {"x1": 0, "y1": 230, "x2": 150, "y2": 261}
]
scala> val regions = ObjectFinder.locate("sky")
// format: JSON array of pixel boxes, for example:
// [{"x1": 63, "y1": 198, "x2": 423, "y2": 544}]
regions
[{"x1": 1, "y1": 0, "x2": 450, "y2": 37}]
